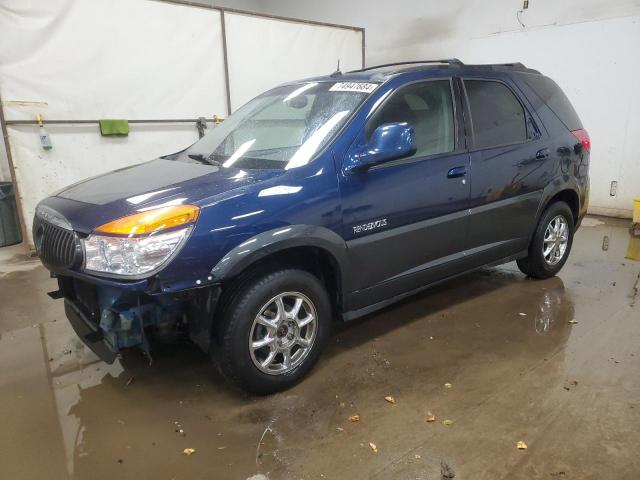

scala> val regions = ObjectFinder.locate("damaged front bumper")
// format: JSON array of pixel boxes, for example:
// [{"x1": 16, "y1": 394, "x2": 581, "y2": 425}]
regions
[
  {"x1": 53, "y1": 274, "x2": 221, "y2": 363},
  {"x1": 64, "y1": 298, "x2": 118, "y2": 364}
]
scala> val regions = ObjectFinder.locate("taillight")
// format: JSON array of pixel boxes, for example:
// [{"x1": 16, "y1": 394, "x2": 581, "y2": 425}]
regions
[{"x1": 571, "y1": 129, "x2": 590, "y2": 152}]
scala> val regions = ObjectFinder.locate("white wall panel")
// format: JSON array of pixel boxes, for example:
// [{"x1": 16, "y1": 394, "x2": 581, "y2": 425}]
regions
[
  {"x1": 459, "y1": 16, "x2": 640, "y2": 218},
  {"x1": 0, "y1": 0, "x2": 227, "y2": 121},
  {"x1": 225, "y1": 12, "x2": 363, "y2": 110}
]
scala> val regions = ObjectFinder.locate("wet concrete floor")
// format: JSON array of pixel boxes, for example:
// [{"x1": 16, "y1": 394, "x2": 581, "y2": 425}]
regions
[{"x1": 1, "y1": 215, "x2": 639, "y2": 479}]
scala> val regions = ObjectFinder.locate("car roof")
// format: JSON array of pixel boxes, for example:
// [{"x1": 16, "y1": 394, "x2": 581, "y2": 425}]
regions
[{"x1": 283, "y1": 59, "x2": 541, "y2": 86}]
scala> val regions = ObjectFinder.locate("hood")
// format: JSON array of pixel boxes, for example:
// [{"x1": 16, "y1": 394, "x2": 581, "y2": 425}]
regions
[{"x1": 44, "y1": 158, "x2": 285, "y2": 233}]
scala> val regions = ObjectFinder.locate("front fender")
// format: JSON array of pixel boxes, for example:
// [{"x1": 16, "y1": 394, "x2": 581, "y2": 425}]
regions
[{"x1": 210, "y1": 224, "x2": 350, "y2": 288}]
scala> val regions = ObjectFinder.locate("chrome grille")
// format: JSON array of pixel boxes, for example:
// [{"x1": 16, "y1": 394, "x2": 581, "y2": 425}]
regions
[{"x1": 33, "y1": 216, "x2": 81, "y2": 269}]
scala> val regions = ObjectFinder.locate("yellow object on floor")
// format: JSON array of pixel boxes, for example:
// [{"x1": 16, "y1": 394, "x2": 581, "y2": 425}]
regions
[
  {"x1": 626, "y1": 235, "x2": 640, "y2": 261},
  {"x1": 633, "y1": 198, "x2": 640, "y2": 223}
]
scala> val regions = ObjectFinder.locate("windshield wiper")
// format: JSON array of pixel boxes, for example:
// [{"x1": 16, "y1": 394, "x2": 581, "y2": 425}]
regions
[{"x1": 187, "y1": 153, "x2": 220, "y2": 166}]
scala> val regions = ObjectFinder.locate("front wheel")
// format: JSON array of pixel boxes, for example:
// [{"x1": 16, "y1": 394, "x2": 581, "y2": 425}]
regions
[
  {"x1": 517, "y1": 201, "x2": 574, "y2": 279},
  {"x1": 212, "y1": 269, "x2": 331, "y2": 395}
]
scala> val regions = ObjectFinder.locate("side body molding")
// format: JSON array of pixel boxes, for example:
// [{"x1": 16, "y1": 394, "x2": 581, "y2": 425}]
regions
[{"x1": 210, "y1": 224, "x2": 351, "y2": 291}]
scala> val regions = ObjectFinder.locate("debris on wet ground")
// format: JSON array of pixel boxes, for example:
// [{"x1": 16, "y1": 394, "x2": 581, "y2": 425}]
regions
[
  {"x1": 441, "y1": 461, "x2": 455, "y2": 479},
  {"x1": 183, "y1": 447, "x2": 196, "y2": 455},
  {"x1": 516, "y1": 440, "x2": 528, "y2": 450},
  {"x1": 518, "y1": 312, "x2": 527, "y2": 316},
  {"x1": 348, "y1": 414, "x2": 360, "y2": 422},
  {"x1": 426, "y1": 412, "x2": 436, "y2": 422},
  {"x1": 369, "y1": 442, "x2": 378, "y2": 453},
  {"x1": 371, "y1": 349, "x2": 391, "y2": 368},
  {"x1": 174, "y1": 421, "x2": 186, "y2": 436},
  {"x1": 444, "y1": 383, "x2": 452, "y2": 389},
  {"x1": 442, "y1": 419, "x2": 453, "y2": 426},
  {"x1": 569, "y1": 319, "x2": 578, "y2": 324},
  {"x1": 336, "y1": 427, "x2": 344, "y2": 432},
  {"x1": 384, "y1": 395, "x2": 396, "y2": 405}
]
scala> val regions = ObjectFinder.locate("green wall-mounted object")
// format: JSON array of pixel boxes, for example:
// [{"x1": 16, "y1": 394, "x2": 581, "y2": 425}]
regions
[{"x1": 99, "y1": 119, "x2": 129, "y2": 136}]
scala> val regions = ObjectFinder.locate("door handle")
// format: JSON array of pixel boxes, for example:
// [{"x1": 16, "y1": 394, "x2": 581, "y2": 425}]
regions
[
  {"x1": 535, "y1": 148, "x2": 549, "y2": 160},
  {"x1": 447, "y1": 166, "x2": 467, "y2": 179}
]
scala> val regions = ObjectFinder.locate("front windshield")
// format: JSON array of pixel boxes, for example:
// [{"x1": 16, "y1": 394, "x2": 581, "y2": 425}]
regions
[{"x1": 180, "y1": 81, "x2": 377, "y2": 170}]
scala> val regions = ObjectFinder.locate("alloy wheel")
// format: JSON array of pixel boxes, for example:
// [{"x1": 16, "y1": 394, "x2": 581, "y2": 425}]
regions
[
  {"x1": 542, "y1": 215, "x2": 569, "y2": 266},
  {"x1": 248, "y1": 292, "x2": 318, "y2": 375}
]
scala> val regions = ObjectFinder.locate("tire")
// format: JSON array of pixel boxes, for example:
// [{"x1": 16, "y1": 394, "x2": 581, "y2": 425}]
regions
[
  {"x1": 517, "y1": 201, "x2": 574, "y2": 279},
  {"x1": 212, "y1": 269, "x2": 331, "y2": 395}
]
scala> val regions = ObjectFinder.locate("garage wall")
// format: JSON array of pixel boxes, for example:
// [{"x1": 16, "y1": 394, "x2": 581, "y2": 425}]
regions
[
  {"x1": 255, "y1": 0, "x2": 640, "y2": 218},
  {"x1": 225, "y1": 12, "x2": 363, "y2": 109}
]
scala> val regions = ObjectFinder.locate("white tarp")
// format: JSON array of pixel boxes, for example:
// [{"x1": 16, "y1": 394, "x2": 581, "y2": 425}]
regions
[
  {"x1": 0, "y1": 0, "x2": 227, "y2": 120},
  {"x1": 225, "y1": 12, "x2": 363, "y2": 110}
]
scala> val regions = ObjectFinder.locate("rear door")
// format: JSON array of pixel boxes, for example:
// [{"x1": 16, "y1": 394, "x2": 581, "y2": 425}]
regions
[
  {"x1": 461, "y1": 77, "x2": 549, "y2": 266},
  {"x1": 339, "y1": 78, "x2": 471, "y2": 310}
]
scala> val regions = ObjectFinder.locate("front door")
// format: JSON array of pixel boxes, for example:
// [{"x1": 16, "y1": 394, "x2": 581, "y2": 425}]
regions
[{"x1": 338, "y1": 78, "x2": 471, "y2": 311}]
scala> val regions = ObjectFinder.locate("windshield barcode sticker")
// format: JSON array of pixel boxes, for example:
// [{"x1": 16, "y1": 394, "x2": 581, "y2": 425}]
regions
[{"x1": 330, "y1": 82, "x2": 378, "y2": 93}]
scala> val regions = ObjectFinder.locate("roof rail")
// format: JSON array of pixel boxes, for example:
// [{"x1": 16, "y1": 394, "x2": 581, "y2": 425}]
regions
[{"x1": 350, "y1": 59, "x2": 464, "y2": 73}]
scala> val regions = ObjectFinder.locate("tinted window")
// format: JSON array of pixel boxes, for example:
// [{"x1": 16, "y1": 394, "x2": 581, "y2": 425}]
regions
[
  {"x1": 465, "y1": 80, "x2": 527, "y2": 149},
  {"x1": 367, "y1": 80, "x2": 455, "y2": 158},
  {"x1": 523, "y1": 74, "x2": 582, "y2": 130}
]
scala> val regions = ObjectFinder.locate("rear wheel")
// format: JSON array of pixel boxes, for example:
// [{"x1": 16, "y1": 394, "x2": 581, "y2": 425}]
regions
[
  {"x1": 517, "y1": 201, "x2": 574, "y2": 279},
  {"x1": 213, "y1": 269, "x2": 331, "y2": 394}
]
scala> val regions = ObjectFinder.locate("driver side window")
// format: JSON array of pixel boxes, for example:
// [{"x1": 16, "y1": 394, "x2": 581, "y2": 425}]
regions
[{"x1": 366, "y1": 80, "x2": 455, "y2": 159}]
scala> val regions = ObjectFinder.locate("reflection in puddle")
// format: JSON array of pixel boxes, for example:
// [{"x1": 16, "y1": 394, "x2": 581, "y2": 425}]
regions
[{"x1": 534, "y1": 287, "x2": 571, "y2": 335}]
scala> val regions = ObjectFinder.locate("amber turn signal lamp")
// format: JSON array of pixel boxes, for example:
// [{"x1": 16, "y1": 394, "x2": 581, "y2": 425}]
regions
[{"x1": 96, "y1": 205, "x2": 200, "y2": 235}]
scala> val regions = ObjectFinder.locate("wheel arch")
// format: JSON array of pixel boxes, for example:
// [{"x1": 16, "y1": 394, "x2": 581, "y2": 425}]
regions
[
  {"x1": 544, "y1": 189, "x2": 580, "y2": 226},
  {"x1": 535, "y1": 179, "x2": 581, "y2": 226},
  {"x1": 210, "y1": 225, "x2": 349, "y2": 321}
]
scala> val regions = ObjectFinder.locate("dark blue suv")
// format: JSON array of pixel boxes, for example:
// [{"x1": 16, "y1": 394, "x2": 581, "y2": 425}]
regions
[{"x1": 34, "y1": 59, "x2": 589, "y2": 393}]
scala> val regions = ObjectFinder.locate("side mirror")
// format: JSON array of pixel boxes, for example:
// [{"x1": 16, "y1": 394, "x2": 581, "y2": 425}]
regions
[{"x1": 344, "y1": 122, "x2": 416, "y2": 173}]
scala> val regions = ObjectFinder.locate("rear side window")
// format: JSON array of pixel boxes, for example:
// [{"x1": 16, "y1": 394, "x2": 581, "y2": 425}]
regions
[
  {"x1": 523, "y1": 74, "x2": 582, "y2": 130},
  {"x1": 464, "y1": 80, "x2": 527, "y2": 149}
]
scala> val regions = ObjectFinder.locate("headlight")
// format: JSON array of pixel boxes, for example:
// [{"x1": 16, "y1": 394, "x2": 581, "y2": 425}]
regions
[{"x1": 83, "y1": 205, "x2": 199, "y2": 278}]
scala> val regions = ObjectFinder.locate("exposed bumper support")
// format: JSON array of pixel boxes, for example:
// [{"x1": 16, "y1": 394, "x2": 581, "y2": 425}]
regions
[{"x1": 64, "y1": 299, "x2": 118, "y2": 364}]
